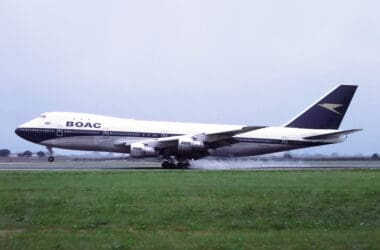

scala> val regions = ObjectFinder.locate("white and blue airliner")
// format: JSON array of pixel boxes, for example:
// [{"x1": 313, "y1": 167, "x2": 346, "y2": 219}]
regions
[{"x1": 15, "y1": 85, "x2": 361, "y2": 168}]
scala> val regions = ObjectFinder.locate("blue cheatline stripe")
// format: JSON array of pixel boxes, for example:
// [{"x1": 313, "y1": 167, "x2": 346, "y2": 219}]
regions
[{"x1": 15, "y1": 128, "x2": 330, "y2": 147}]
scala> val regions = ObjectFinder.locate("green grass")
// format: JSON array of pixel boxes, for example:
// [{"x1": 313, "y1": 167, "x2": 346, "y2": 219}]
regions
[{"x1": 0, "y1": 170, "x2": 379, "y2": 249}]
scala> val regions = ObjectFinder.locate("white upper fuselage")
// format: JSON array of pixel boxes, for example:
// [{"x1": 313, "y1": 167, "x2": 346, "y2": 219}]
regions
[{"x1": 16, "y1": 112, "x2": 341, "y2": 157}]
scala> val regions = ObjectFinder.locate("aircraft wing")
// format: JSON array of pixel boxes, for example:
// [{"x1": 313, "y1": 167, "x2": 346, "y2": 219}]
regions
[
  {"x1": 198, "y1": 126, "x2": 266, "y2": 148},
  {"x1": 201, "y1": 126, "x2": 265, "y2": 143},
  {"x1": 303, "y1": 129, "x2": 362, "y2": 141},
  {"x1": 116, "y1": 126, "x2": 266, "y2": 150}
]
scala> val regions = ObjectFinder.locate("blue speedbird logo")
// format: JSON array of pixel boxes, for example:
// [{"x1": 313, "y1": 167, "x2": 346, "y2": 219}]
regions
[{"x1": 66, "y1": 121, "x2": 101, "y2": 129}]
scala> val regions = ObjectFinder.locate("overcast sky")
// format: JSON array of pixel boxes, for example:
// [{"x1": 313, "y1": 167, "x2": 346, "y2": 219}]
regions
[{"x1": 0, "y1": 0, "x2": 379, "y2": 155}]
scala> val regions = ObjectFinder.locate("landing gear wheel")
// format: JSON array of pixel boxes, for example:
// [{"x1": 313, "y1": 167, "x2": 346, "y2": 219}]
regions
[
  {"x1": 162, "y1": 159, "x2": 190, "y2": 169},
  {"x1": 177, "y1": 162, "x2": 190, "y2": 169},
  {"x1": 162, "y1": 161, "x2": 170, "y2": 169},
  {"x1": 47, "y1": 147, "x2": 55, "y2": 163},
  {"x1": 162, "y1": 161, "x2": 180, "y2": 169}
]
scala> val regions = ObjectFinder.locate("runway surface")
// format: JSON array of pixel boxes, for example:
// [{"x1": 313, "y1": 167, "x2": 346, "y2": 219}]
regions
[{"x1": 0, "y1": 160, "x2": 379, "y2": 171}]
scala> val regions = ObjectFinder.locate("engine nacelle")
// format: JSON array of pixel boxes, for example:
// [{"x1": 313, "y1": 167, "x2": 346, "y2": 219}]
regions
[
  {"x1": 130, "y1": 143, "x2": 158, "y2": 158},
  {"x1": 177, "y1": 137, "x2": 206, "y2": 155}
]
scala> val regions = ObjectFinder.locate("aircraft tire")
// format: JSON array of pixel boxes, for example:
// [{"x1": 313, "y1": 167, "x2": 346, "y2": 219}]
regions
[
  {"x1": 176, "y1": 162, "x2": 190, "y2": 169},
  {"x1": 48, "y1": 156, "x2": 55, "y2": 162},
  {"x1": 162, "y1": 161, "x2": 171, "y2": 169}
]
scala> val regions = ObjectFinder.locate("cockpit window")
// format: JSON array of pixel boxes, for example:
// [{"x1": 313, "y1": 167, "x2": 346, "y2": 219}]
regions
[{"x1": 40, "y1": 114, "x2": 46, "y2": 119}]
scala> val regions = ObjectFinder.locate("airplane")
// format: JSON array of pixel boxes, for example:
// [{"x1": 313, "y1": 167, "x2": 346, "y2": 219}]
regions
[{"x1": 15, "y1": 85, "x2": 361, "y2": 169}]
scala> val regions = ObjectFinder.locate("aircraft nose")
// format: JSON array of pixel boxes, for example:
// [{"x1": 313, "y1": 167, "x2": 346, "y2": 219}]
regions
[
  {"x1": 15, "y1": 127, "x2": 39, "y2": 143},
  {"x1": 15, "y1": 128, "x2": 25, "y2": 139}
]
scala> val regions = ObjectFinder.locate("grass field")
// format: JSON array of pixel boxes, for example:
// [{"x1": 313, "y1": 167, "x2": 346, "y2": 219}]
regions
[{"x1": 0, "y1": 170, "x2": 379, "y2": 249}]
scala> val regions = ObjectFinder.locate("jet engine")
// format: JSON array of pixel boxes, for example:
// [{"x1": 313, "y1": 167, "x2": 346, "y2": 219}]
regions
[
  {"x1": 177, "y1": 137, "x2": 207, "y2": 155},
  {"x1": 130, "y1": 143, "x2": 158, "y2": 158}
]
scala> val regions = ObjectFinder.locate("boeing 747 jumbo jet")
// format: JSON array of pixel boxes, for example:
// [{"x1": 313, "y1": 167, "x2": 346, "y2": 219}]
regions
[{"x1": 16, "y1": 85, "x2": 361, "y2": 168}]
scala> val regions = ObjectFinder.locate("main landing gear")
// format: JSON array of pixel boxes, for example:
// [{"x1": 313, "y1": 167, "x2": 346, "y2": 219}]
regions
[
  {"x1": 47, "y1": 147, "x2": 55, "y2": 162},
  {"x1": 162, "y1": 160, "x2": 190, "y2": 169}
]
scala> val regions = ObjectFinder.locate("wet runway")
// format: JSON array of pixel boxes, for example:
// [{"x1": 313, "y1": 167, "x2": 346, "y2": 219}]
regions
[
  {"x1": 0, "y1": 161, "x2": 160, "y2": 171},
  {"x1": 0, "y1": 160, "x2": 379, "y2": 171}
]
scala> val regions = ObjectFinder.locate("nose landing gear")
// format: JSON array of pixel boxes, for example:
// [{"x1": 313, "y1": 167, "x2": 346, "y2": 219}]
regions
[{"x1": 47, "y1": 147, "x2": 55, "y2": 162}]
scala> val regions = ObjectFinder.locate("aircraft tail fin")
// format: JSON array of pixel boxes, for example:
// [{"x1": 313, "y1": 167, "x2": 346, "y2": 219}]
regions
[{"x1": 285, "y1": 85, "x2": 358, "y2": 130}]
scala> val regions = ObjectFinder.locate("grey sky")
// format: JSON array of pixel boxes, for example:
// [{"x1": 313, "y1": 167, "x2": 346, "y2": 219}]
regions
[{"x1": 0, "y1": 0, "x2": 379, "y2": 155}]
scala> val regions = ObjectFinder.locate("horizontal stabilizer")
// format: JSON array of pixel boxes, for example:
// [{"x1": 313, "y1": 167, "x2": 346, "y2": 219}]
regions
[{"x1": 304, "y1": 129, "x2": 362, "y2": 141}]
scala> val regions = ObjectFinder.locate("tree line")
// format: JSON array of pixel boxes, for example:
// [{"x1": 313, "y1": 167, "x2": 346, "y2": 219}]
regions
[{"x1": 0, "y1": 149, "x2": 46, "y2": 157}]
